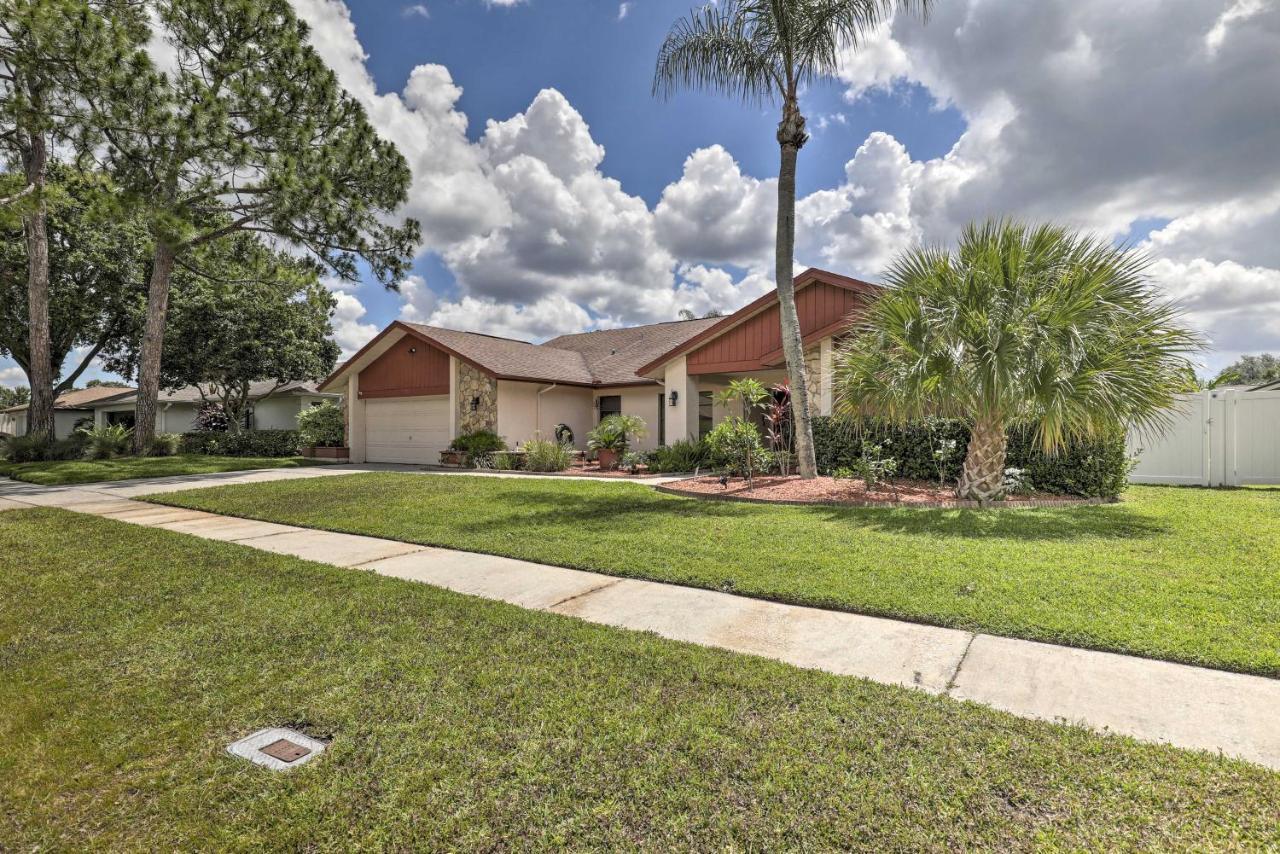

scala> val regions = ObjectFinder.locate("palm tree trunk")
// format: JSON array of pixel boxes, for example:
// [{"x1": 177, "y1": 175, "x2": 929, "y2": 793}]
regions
[
  {"x1": 132, "y1": 241, "x2": 176, "y2": 454},
  {"x1": 957, "y1": 417, "x2": 1007, "y2": 505},
  {"x1": 775, "y1": 96, "x2": 817, "y2": 479},
  {"x1": 22, "y1": 123, "x2": 55, "y2": 441}
]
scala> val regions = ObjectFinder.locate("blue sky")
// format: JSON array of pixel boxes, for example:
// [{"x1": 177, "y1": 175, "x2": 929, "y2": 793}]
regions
[{"x1": 3, "y1": 0, "x2": 1277, "y2": 391}]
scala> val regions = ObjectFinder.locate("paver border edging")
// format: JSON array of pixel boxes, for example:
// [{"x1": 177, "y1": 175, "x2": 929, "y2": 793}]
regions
[{"x1": 653, "y1": 481, "x2": 1118, "y2": 510}]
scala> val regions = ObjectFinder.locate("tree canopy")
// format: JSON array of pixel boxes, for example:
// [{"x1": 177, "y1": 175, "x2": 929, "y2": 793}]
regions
[
  {"x1": 1215, "y1": 354, "x2": 1280, "y2": 387},
  {"x1": 102, "y1": 235, "x2": 340, "y2": 432},
  {"x1": 0, "y1": 165, "x2": 147, "y2": 391}
]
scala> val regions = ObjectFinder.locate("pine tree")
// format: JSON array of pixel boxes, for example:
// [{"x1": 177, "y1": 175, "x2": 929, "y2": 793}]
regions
[{"x1": 93, "y1": 0, "x2": 419, "y2": 451}]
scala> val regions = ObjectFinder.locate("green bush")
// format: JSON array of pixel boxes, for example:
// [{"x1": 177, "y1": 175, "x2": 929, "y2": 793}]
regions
[
  {"x1": 647, "y1": 438, "x2": 709, "y2": 473},
  {"x1": 811, "y1": 416, "x2": 1131, "y2": 498},
  {"x1": 297, "y1": 401, "x2": 345, "y2": 448},
  {"x1": 524, "y1": 438, "x2": 573, "y2": 472},
  {"x1": 179, "y1": 429, "x2": 300, "y2": 457},
  {"x1": 147, "y1": 433, "x2": 182, "y2": 457},
  {"x1": 3, "y1": 433, "x2": 52, "y2": 463},
  {"x1": 79, "y1": 424, "x2": 132, "y2": 460},
  {"x1": 705, "y1": 419, "x2": 773, "y2": 480},
  {"x1": 448, "y1": 430, "x2": 507, "y2": 460}
]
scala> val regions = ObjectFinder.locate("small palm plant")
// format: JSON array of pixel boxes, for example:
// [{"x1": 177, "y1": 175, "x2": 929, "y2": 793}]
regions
[
  {"x1": 833, "y1": 219, "x2": 1203, "y2": 504},
  {"x1": 654, "y1": 0, "x2": 933, "y2": 480}
]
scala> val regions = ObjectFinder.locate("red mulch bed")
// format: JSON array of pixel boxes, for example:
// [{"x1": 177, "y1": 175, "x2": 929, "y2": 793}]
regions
[{"x1": 662, "y1": 474, "x2": 1096, "y2": 508}]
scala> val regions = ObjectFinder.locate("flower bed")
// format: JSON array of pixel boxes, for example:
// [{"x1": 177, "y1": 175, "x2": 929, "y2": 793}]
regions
[{"x1": 660, "y1": 475, "x2": 1111, "y2": 509}]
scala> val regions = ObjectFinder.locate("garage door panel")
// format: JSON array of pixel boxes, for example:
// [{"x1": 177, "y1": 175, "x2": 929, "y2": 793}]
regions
[{"x1": 364, "y1": 396, "x2": 450, "y2": 464}]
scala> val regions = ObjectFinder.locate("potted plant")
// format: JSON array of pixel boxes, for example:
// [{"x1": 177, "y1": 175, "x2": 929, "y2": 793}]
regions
[
  {"x1": 587, "y1": 413, "x2": 646, "y2": 470},
  {"x1": 297, "y1": 401, "x2": 348, "y2": 461}
]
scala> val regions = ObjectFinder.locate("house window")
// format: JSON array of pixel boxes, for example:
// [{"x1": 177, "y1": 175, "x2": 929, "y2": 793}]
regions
[
  {"x1": 657, "y1": 393, "x2": 665, "y2": 446},
  {"x1": 698, "y1": 391, "x2": 713, "y2": 439},
  {"x1": 598, "y1": 395, "x2": 621, "y2": 423},
  {"x1": 106, "y1": 411, "x2": 135, "y2": 429}
]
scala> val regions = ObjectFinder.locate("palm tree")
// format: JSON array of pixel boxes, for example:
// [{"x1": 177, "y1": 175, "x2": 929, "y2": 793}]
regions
[
  {"x1": 833, "y1": 219, "x2": 1203, "y2": 503},
  {"x1": 654, "y1": 0, "x2": 931, "y2": 479}
]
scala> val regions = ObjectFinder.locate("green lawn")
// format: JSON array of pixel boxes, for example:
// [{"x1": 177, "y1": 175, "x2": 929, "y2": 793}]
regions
[
  {"x1": 1, "y1": 508, "x2": 1276, "y2": 849},
  {"x1": 0, "y1": 453, "x2": 328, "y2": 485},
  {"x1": 150, "y1": 474, "x2": 1280, "y2": 677}
]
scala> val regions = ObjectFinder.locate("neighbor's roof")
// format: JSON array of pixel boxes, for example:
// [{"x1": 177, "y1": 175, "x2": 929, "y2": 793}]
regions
[
  {"x1": 0, "y1": 385, "x2": 136, "y2": 413},
  {"x1": 95, "y1": 380, "x2": 336, "y2": 406}
]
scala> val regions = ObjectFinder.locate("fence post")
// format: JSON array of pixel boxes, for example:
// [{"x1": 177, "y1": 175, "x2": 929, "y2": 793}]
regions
[
  {"x1": 1223, "y1": 389, "x2": 1239, "y2": 487},
  {"x1": 1202, "y1": 389, "x2": 1213, "y2": 486}
]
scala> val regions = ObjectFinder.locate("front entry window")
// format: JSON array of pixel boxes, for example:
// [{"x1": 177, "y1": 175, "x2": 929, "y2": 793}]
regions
[
  {"x1": 698, "y1": 391, "x2": 713, "y2": 439},
  {"x1": 598, "y1": 395, "x2": 621, "y2": 423}
]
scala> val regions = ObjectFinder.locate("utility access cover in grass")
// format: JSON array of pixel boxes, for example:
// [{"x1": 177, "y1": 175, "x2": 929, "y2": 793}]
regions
[{"x1": 227, "y1": 728, "x2": 326, "y2": 771}]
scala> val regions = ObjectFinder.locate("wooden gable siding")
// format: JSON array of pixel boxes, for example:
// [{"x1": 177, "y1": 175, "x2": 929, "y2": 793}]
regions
[
  {"x1": 687, "y1": 282, "x2": 865, "y2": 375},
  {"x1": 358, "y1": 336, "x2": 450, "y2": 398}
]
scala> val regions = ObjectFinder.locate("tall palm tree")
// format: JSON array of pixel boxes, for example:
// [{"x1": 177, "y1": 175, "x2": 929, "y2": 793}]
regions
[
  {"x1": 654, "y1": 0, "x2": 931, "y2": 479},
  {"x1": 833, "y1": 219, "x2": 1203, "y2": 503}
]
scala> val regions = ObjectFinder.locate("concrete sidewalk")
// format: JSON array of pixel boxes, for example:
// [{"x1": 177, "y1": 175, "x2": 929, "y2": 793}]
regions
[{"x1": 3, "y1": 473, "x2": 1278, "y2": 772}]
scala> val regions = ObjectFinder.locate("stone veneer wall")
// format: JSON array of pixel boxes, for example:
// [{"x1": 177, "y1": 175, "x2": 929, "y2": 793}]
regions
[
  {"x1": 803, "y1": 344, "x2": 823, "y2": 416},
  {"x1": 456, "y1": 362, "x2": 497, "y2": 434}
]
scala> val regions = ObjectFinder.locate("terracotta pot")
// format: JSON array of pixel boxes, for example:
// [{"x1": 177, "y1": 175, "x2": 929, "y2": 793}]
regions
[
  {"x1": 302, "y1": 445, "x2": 349, "y2": 461},
  {"x1": 596, "y1": 448, "x2": 620, "y2": 470}
]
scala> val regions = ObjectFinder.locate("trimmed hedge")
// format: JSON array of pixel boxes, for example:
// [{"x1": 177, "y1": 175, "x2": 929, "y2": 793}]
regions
[
  {"x1": 179, "y1": 429, "x2": 300, "y2": 457},
  {"x1": 811, "y1": 416, "x2": 1131, "y2": 498}
]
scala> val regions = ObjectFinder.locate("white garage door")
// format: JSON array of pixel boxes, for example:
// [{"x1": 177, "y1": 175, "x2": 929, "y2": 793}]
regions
[{"x1": 364, "y1": 396, "x2": 451, "y2": 464}]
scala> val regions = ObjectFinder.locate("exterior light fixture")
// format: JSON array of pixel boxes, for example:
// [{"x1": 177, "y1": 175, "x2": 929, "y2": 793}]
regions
[
  {"x1": 668, "y1": 390, "x2": 678, "y2": 407},
  {"x1": 470, "y1": 396, "x2": 480, "y2": 412},
  {"x1": 408, "y1": 346, "x2": 417, "y2": 354}
]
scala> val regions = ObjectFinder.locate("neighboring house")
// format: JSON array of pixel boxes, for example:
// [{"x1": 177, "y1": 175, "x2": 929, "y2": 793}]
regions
[
  {"x1": 89, "y1": 381, "x2": 340, "y2": 433},
  {"x1": 320, "y1": 268, "x2": 879, "y2": 464},
  {"x1": 0, "y1": 386, "x2": 137, "y2": 439},
  {"x1": 1250, "y1": 379, "x2": 1280, "y2": 391}
]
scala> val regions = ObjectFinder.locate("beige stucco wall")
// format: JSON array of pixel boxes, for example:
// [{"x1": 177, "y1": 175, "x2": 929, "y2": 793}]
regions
[
  {"x1": 254, "y1": 396, "x2": 303, "y2": 430},
  {"x1": 592, "y1": 386, "x2": 668, "y2": 451},
  {"x1": 496, "y1": 381, "x2": 593, "y2": 449}
]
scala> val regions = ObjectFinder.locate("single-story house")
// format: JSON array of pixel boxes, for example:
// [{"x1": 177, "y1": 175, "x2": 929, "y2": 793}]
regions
[
  {"x1": 320, "y1": 268, "x2": 880, "y2": 464},
  {"x1": 0, "y1": 386, "x2": 136, "y2": 439},
  {"x1": 89, "y1": 381, "x2": 340, "y2": 433}
]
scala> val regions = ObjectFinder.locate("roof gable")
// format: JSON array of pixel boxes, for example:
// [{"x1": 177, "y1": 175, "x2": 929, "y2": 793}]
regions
[{"x1": 635, "y1": 268, "x2": 881, "y2": 376}]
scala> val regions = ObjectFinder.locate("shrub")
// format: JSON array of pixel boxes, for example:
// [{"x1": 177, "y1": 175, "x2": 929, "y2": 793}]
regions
[
  {"x1": 297, "y1": 401, "x2": 345, "y2": 448},
  {"x1": 847, "y1": 442, "x2": 898, "y2": 492},
  {"x1": 647, "y1": 439, "x2": 709, "y2": 473},
  {"x1": 587, "y1": 414, "x2": 647, "y2": 454},
  {"x1": 704, "y1": 418, "x2": 772, "y2": 481},
  {"x1": 179, "y1": 429, "x2": 300, "y2": 457},
  {"x1": 79, "y1": 424, "x2": 132, "y2": 460},
  {"x1": 620, "y1": 450, "x2": 647, "y2": 474},
  {"x1": 524, "y1": 438, "x2": 573, "y2": 472},
  {"x1": 191, "y1": 402, "x2": 230, "y2": 432},
  {"x1": 3, "y1": 433, "x2": 52, "y2": 463},
  {"x1": 811, "y1": 416, "x2": 1131, "y2": 498},
  {"x1": 449, "y1": 429, "x2": 507, "y2": 460},
  {"x1": 147, "y1": 433, "x2": 182, "y2": 457}
]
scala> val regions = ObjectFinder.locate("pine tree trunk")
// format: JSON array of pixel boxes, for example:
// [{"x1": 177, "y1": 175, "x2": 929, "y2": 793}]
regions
[
  {"x1": 22, "y1": 127, "x2": 55, "y2": 440},
  {"x1": 775, "y1": 96, "x2": 817, "y2": 479},
  {"x1": 132, "y1": 242, "x2": 176, "y2": 454},
  {"x1": 957, "y1": 418, "x2": 1008, "y2": 505}
]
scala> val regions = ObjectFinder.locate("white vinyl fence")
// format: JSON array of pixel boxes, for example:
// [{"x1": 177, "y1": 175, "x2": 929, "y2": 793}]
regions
[{"x1": 1128, "y1": 389, "x2": 1280, "y2": 486}]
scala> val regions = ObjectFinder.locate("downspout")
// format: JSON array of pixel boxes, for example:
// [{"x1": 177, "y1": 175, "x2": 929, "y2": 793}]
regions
[{"x1": 536, "y1": 383, "x2": 557, "y2": 441}]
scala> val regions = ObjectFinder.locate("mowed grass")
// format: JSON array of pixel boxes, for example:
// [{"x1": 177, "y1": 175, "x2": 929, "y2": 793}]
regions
[
  {"x1": 0, "y1": 453, "x2": 327, "y2": 485},
  {"x1": 1, "y1": 508, "x2": 1277, "y2": 849},
  {"x1": 151, "y1": 474, "x2": 1280, "y2": 677}
]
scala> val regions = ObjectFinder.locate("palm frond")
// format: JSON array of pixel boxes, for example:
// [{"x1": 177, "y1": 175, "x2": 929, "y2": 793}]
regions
[
  {"x1": 834, "y1": 218, "x2": 1205, "y2": 452},
  {"x1": 653, "y1": 0, "x2": 783, "y2": 103},
  {"x1": 793, "y1": 0, "x2": 932, "y2": 81}
]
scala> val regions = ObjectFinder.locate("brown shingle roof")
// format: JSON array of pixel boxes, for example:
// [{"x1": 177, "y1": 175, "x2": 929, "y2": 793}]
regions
[
  {"x1": 0, "y1": 385, "x2": 136, "y2": 413},
  {"x1": 544, "y1": 317, "x2": 721, "y2": 386},
  {"x1": 400, "y1": 318, "x2": 720, "y2": 387}
]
